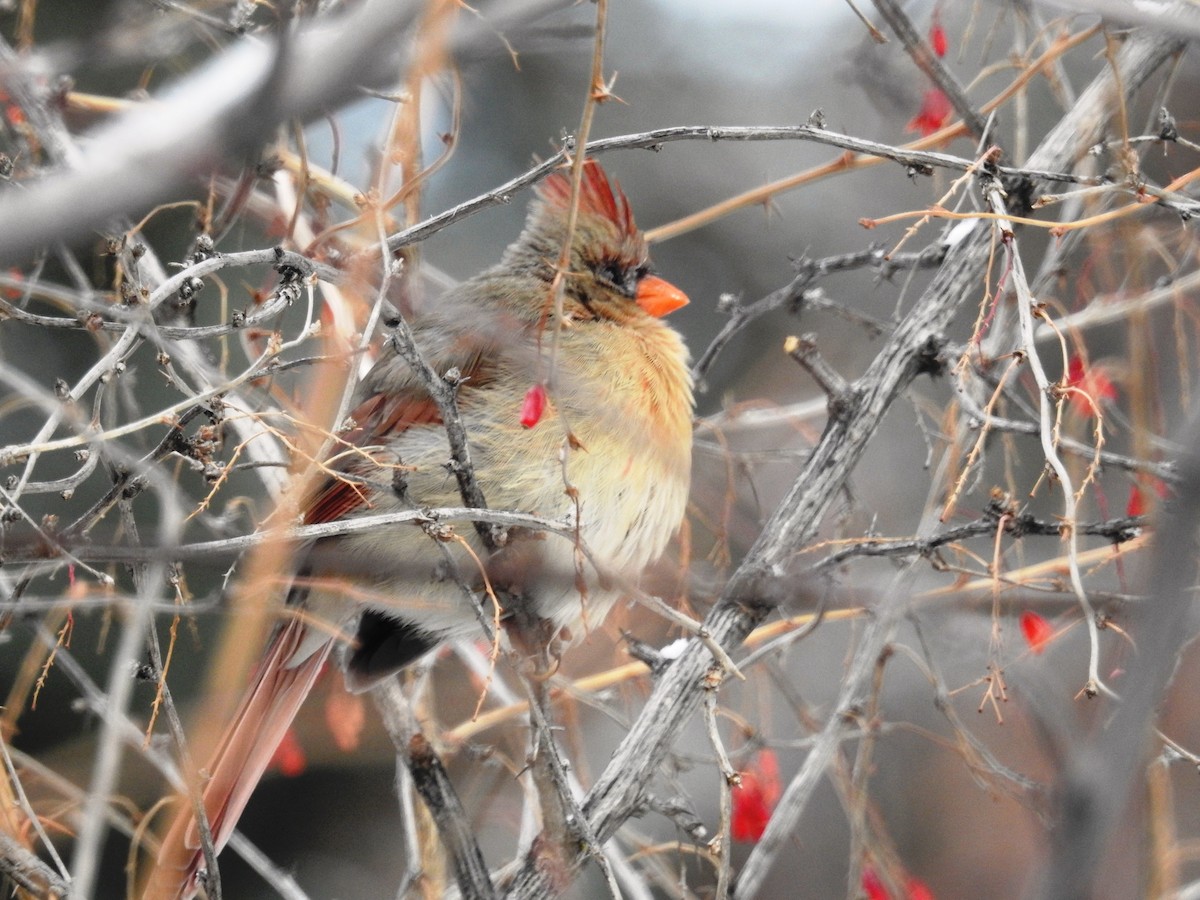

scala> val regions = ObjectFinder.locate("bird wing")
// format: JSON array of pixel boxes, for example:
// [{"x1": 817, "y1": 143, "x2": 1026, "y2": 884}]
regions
[
  {"x1": 144, "y1": 324, "x2": 507, "y2": 900},
  {"x1": 303, "y1": 325, "x2": 500, "y2": 527}
]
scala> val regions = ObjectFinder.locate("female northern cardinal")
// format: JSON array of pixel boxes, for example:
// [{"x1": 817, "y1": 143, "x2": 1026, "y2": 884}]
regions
[{"x1": 145, "y1": 159, "x2": 693, "y2": 898}]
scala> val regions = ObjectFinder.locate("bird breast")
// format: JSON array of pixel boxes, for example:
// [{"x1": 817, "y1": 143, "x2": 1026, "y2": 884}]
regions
[{"x1": 551, "y1": 317, "x2": 693, "y2": 574}]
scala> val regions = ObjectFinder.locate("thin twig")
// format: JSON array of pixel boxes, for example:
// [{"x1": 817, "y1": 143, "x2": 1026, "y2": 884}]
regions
[
  {"x1": 701, "y1": 668, "x2": 736, "y2": 900},
  {"x1": 984, "y1": 179, "x2": 1107, "y2": 699},
  {"x1": 383, "y1": 125, "x2": 1107, "y2": 256},
  {"x1": 692, "y1": 244, "x2": 943, "y2": 384},
  {"x1": 385, "y1": 320, "x2": 495, "y2": 550}
]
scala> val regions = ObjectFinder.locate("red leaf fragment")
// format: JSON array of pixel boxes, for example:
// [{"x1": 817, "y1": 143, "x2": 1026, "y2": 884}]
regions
[
  {"x1": 731, "y1": 749, "x2": 781, "y2": 842},
  {"x1": 861, "y1": 868, "x2": 937, "y2": 900},
  {"x1": 1020, "y1": 611, "x2": 1053, "y2": 655},
  {"x1": 1126, "y1": 477, "x2": 1168, "y2": 517},
  {"x1": 325, "y1": 685, "x2": 366, "y2": 753},
  {"x1": 269, "y1": 728, "x2": 307, "y2": 777},
  {"x1": 3, "y1": 268, "x2": 23, "y2": 299},
  {"x1": 520, "y1": 382, "x2": 548, "y2": 429},
  {"x1": 906, "y1": 89, "x2": 952, "y2": 136},
  {"x1": 1065, "y1": 355, "x2": 1117, "y2": 416},
  {"x1": 862, "y1": 867, "x2": 889, "y2": 900},
  {"x1": 1126, "y1": 485, "x2": 1145, "y2": 518},
  {"x1": 930, "y1": 22, "x2": 948, "y2": 57}
]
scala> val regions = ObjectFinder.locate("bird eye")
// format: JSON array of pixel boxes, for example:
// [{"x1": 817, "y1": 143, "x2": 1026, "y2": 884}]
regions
[
  {"x1": 595, "y1": 259, "x2": 637, "y2": 297},
  {"x1": 596, "y1": 260, "x2": 622, "y2": 285}
]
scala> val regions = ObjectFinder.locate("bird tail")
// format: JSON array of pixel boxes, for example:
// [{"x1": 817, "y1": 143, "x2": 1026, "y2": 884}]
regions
[{"x1": 142, "y1": 618, "x2": 334, "y2": 900}]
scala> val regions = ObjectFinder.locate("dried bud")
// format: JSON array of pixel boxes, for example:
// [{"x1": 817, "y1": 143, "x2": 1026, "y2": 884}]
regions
[{"x1": 177, "y1": 276, "x2": 204, "y2": 301}]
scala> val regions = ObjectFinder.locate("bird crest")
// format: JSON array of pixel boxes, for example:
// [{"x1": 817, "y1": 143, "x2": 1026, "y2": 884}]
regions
[{"x1": 534, "y1": 159, "x2": 639, "y2": 245}]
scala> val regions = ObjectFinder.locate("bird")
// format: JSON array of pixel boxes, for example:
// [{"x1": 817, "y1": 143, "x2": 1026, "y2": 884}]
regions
[{"x1": 143, "y1": 159, "x2": 694, "y2": 899}]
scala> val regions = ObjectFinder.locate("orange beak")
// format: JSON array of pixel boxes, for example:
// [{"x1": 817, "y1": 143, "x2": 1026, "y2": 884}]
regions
[{"x1": 636, "y1": 275, "x2": 689, "y2": 318}]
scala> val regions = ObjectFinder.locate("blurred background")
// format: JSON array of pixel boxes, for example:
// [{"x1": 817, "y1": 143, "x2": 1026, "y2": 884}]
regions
[{"x1": 4, "y1": 1, "x2": 1200, "y2": 897}]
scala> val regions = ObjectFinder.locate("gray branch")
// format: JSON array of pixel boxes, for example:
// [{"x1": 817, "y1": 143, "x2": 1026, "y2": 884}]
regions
[
  {"x1": 1031, "y1": 402, "x2": 1200, "y2": 899},
  {"x1": 371, "y1": 679, "x2": 497, "y2": 900},
  {"x1": 0, "y1": 0, "x2": 565, "y2": 266}
]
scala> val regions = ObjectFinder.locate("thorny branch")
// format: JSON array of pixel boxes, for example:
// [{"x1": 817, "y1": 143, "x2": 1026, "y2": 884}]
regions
[
  {"x1": 984, "y1": 176, "x2": 1107, "y2": 698},
  {"x1": 692, "y1": 243, "x2": 943, "y2": 383},
  {"x1": 803, "y1": 511, "x2": 1144, "y2": 575}
]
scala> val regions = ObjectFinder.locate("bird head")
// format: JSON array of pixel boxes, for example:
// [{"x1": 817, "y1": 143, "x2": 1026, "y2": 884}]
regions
[{"x1": 502, "y1": 159, "x2": 688, "y2": 321}]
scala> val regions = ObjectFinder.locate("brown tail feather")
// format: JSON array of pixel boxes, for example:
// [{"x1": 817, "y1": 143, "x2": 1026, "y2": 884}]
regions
[{"x1": 143, "y1": 620, "x2": 334, "y2": 900}]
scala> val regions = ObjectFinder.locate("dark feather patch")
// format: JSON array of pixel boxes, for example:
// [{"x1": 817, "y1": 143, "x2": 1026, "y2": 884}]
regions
[{"x1": 345, "y1": 610, "x2": 437, "y2": 689}]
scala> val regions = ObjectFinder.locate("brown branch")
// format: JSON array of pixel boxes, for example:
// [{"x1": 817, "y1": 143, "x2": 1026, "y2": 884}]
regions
[
  {"x1": 385, "y1": 125, "x2": 1107, "y2": 257},
  {"x1": 384, "y1": 319, "x2": 496, "y2": 550},
  {"x1": 805, "y1": 512, "x2": 1145, "y2": 574}
]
